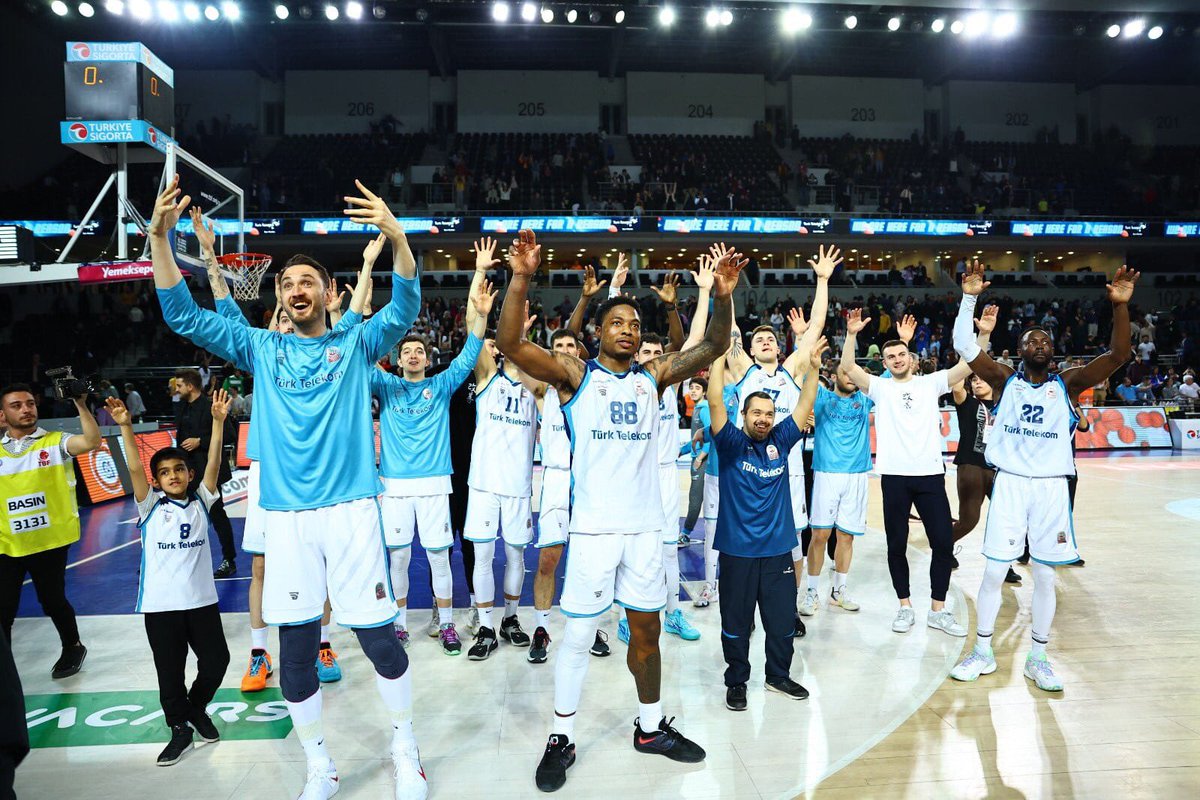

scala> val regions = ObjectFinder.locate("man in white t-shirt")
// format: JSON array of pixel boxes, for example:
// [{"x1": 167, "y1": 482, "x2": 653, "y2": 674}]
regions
[
  {"x1": 840, "y1": 308, "x2": 973, "y2": 637},
  {"x1": 1136, "y1": 336, "x2": 1155, "y2": 364}
]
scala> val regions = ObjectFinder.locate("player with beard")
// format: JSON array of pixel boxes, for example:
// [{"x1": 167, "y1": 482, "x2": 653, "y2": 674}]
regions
[
  {"x1": 496, "y1": 231, "x2": 740, "y2": 793},
  {"x1": 950, "y1": 261, "x2": 1138, "y2": 691}
]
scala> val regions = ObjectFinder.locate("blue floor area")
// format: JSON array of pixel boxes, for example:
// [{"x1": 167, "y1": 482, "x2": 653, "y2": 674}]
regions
[{"x1": 17, "y1": 496, "x2": 712, "y2": 618}]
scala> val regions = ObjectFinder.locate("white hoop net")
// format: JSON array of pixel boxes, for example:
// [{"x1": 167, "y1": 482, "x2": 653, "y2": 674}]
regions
[{"x1": 219, "y1": 253, "x2": 273, "y2": 302}]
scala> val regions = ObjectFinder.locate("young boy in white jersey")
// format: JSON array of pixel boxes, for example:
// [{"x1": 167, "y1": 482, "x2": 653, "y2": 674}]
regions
[
  {"x1": 498, "y1": 230, "x2": 739, "y2": 793},
  {"x1": 950, "y1": 260, "x2": 1139, "y2": 691},
  {"x1": 150, "y1": 177, "x2": 427, "y2": 800},
  {"x1": 108, "y1": 391, "x2": 232, "y2": 767}
]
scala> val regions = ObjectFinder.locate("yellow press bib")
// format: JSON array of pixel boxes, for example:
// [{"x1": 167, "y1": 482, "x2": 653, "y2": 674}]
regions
[{"x1": 1, "y1": 431, "x2": 82, "y2": 557}]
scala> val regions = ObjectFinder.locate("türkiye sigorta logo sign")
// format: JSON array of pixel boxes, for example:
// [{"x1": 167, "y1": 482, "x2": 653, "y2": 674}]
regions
[{"x1": 25, "y1": 689, "x2": 293, "y2": 748}]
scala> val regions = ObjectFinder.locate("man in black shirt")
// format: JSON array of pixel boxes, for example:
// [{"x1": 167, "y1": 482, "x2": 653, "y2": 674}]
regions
[{"x1": 174, "y1": 369, "x2": 237, "y2": 578}]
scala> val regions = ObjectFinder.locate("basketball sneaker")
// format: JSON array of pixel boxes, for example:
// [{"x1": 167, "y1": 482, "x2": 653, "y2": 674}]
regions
[
  {"x1": 426, "y1": 608, "x2": 440, "y2": 638},
  {"x1": 830, "y1": 588, "x2": 860, "y2": 612},
  {"x1": 156, "y1": 723, "x2": 194, "y2": 766},
  {"x1": 1005, "y1": 567, "x2": 1022, "y2": 584},
  {"x1": 927, "y1": 609, "x2": 967, "y2": 637},
  {"x1": 535, "y1": 734, "x2": 576, "y2": 792},
  {"x1": 299, "y1": 759, "x2": 340, "y2": 799},
  {"x1": 693, "y1": 582, "x2": 717, "y2": 608},
  {"x1": 316, "y1": 644, "x2": 342, "y2": 683},
  {"x1": 589, "y1": 630, "x2": 611, "y2": 657},
  {"x1": 500, "y1": 615, "x2": 531, "y2": 647},
  {"x1": 950, "y1": 647, "x2": 997, "y2": 682},
  {"x1": 617, "y1": 616, "x2": 631, "y2": 645},
  {"x1": 792, "y1": 615, "x2": 807, "y2": 638},
  {"x1": 395, "y1": 627, "x2": 411, "y2": 649},
  {"x1": 391, "y1": 741, "x2": 428, "y2": 800},
  {"x1": 798, "y1": 589, "x2": 820, "y2": 616},
  {"x1": 891, "y1": 606, "x2": 915, "y2": 633},
  {"x1": 213, "y1": 559, "x2": 237, "y2": 579},
  {"x1": 664, "y1": 609, "x2": 700, "y2": 640},
  {"x1": 1024, "y1": 653, "x2": 1064, "y2": 692},
  {"x1": 725, "y1": 684, "x2": 747, "y2": 711},
  {"x1": 240, "y1": 649, "x2": 272, "y2": 692},
  {"x1": 51, "y1": 643, "x2": 87, "y2": 679},
  {"x1": 468, "y1": 627, "x2": 498, "y2": 661},
  {"x1": 528, "y1": 627, "x2": 551, "y2": 663},
  {"x1": 189, "y1": 710, "x2": 220, "y2": 743},
  {"x1": 765, "y1": 677, "x2": 810, "y2": 700},
  {"x1": 439, "y1": 623, "x2": 462, "y2": 656},
  {"x1": 632, "y1": 717, "x2": 706, "y2": 763}
]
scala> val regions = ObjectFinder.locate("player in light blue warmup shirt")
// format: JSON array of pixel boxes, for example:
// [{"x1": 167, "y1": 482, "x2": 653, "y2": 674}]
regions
[
  {"x1": 372, "y1": 268, "x2": 490, "y2": 655},
  {"x1": 149, "y1": 177, "x2": 430, "y2": 800}
]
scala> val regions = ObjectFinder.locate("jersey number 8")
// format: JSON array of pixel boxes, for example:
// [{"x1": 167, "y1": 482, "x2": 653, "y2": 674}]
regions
[
  {"x1": 179, "y1": 523, "x2": 192, "y2": 540},
  {"x1": 609, "y1": 401, "x2": 638, "y2": 424}
]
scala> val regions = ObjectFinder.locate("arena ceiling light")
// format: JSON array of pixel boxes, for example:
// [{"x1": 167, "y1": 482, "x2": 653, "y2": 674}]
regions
[
  {"x1": 963, "y1": 12, "x2": 988, "y2": 38},
  {"x1": 541, "y1": 6, "x2": 553, "y2": 23},
  {"x1": 992, "y1": 12, "x2": 1017, "y2": 38},
  {"x1": 588, "y1": 9, "x2": 600, "y2": 23},
  {"x1": 105, "y1": 0, "x2": 124, "y2": 14},
  {"x1": 930, "y1": 17, "x2": 944, "y2": 33},
  {"x1": 157, "y1": 1, "x2": 179, "y2": 22},
  {"x1": 79, "y1": 2, "x2": 96, "y2": 17},
  {"x1": 183, "y1": 2, "x2": 200, "y2": 21},
  {"x1": 1148, "y1": 25, "x2": 1163, "y2": 40},
  {"x1": 1122, "y1": 19, "x2": 1145, "y2": 38},
  {"x1": 274, "y1": 2, "x2": 288, "y2": 18},
  {"x1": 719, "y1": 9, "x2": 731, "y2": 25},
  {"x1": 566, "y1": 8, "x2": 576, "y2": 23},
  {"x1": 615, "y1": 9, "x2": 625, "y2": 23},
  {"x1": 51, "y1": 0, "x2": 69, "y2": 15},
  {"x1": 374, "y1": 4, "x2": 385, "y2": 17},
  {"x1": 324, "y1": 3, "x2": 337, "y2": 20},
  {"x1": 219, "y1": 0, "x2": 238, "y2": 20},
  {"x1": 704, "y1": 8, "x2": 719, "y2": 28},
  {"x1": 781, "y1": 8, "x2": 811, "y2": 34},
  {"x1": 658, "y1": 6, "x2": 675, "y2": 27},
  {"x1": 887, "y1": 16, "x2": 901, "y2": 32},
  {"x1": 843, "y1": 14, "x2": 857, "y2": 30},
  {"x1": 492, "y1": 1, "x2": 509, "y2": 21},
  {"x1": 131, "y1": 0, "x2": 153, "y2": 19},
  {"x1": 1105, "y1": 23, "x2": 1120, "y2": 38},
  {"x1": 520, "y1": 2, "x2": 536, "y2": 22},
  {"x1": 345, "y1": 1, "x2": 363, "y2": 20},
  {"x1": 950, "y1": 19, "x2": 964, "y2": 35}
]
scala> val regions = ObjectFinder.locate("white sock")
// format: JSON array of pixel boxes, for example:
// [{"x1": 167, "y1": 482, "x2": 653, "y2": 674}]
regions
[
  {"x1": 834, "y1": 571, "x2": 848, "y2": 592},
  {"x1": 1030, "y1": 561, "x2": 1057, "y2": 659},
  {"x1": 286, "y1": 691, "x2": 329, "y2": 764},
  {"x1": 975, "y1": 633, "x2": 993, "y2": 656},
  {"x1": 552, "y1": 713, "x2": 576, "y2": 738},
  {"x1": 469, "y1": 593, "x2": 476, "y2": 607},
  {"x1": 504, "y1": 597, "x2": 519, "y2": 618},
  {"x1": 438, "y1": 606, "x2": 453, "y2": 626},
  {"x1": 395, "y1": 607, "x2": 407, "y2": 629},
  {"x1": 375, "y1": 670, "x2": 415, "y2": 745},
  {"x1": 1030, "y1": 638, "x2": 1047, "y2": 658},
  {"x1": 806, "y1": 573, "x2": 819, "y2": 592},
  {"x1": 478, "y1": 607, "x2": 494, "y2": 630},
  {"x1": 250, "y1": 625, "x2": 268, "y2": 651},
  {"x1": 319, "y1": 624, "x2": 331, "y2": 644},
  {"x1": 638, "y1": 702, "x2": 663, "y2": 731},
  {"x1": 535, "y1": 609, "x2": 551, "y2": 630}
]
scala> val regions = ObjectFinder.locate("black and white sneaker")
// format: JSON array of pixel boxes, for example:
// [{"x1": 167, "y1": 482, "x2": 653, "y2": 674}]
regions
[
  {"x1": 189, "y1": 710, "x2": 219, "y2": 742},
  {"x1": 156, "y1": 724, "x2": 194, "y2": 766},
  {"x1": 632, "y1": 717, "x2": 706, "y2": 763},
  {"x1": 468, "y1": 626, "x2": 499, "y2": 661},
  {"x1": 725, "y1": 684, "x2": 747, "y2": 712},
  {"x1": 1005, "y1": 567, "x2": 1022, "y2": 584},
  {"x1": 500, "y1": 615, "x2": 531, "y2": 647},
  {"x1": 792, "y1": 616, "x2": 806, "y2": 638},
  {"x1": 528, "y1": 627, "x2": 551, "y2": 664},
  {"x1": 213, "y1": 559, "x2": 237, "y2": 579},
  {"x1": 535, "y1": 734, "x2": 576, "y2": 792},
  {"x1": 589, "y1": 630, "x2": 611, "y2": 657},
  {"x1": 765, "y1": 677, "x2": 810, "y2": 700},
  {"x1": 51, "y1": 643, "x2": 87, "y2": 679}
]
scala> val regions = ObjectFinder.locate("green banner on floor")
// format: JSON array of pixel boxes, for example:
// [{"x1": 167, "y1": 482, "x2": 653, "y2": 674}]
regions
[{"x1": 24, "y1": 688, "x2": 293, "y2": 748}]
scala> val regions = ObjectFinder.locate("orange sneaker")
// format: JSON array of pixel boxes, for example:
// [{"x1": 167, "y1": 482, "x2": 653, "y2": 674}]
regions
[{"x1": 240, "y1": 650, "x2": 273, "y2": 693}]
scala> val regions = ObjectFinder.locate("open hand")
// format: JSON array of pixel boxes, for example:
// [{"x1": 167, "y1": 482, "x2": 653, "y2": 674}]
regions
[
  {"x1": 1106, "y1": 265, "x2": 1140, "y2": 305},
  {"x1": 712, "y1": 247, "x2": 748, "y2": 297},
  {"x1": 362, "y1": 232, "x2": 387, "y2": 267},
  {"x1": 975, "y1": 304, "x2": 999, "y2": 335},
  {"x1": 808, "y1": 244, "x2": 843, "y2": 280},
  {"x1": 343, "y1": 179, "x2": 402, "y2": 240},
  {"x1": 896, "y1": 314, "x2": 917, "y2": 343},
  {"x1": 473, "y1": 237, "x2": 500, "y2": 271},
  {"x1": 846, "y1": 308, "x2": 872, "y2": 335},
  {"x1": 809, "y1": 337, "x2": 829, "y2": 369},
  {"x1": 189, "y1": 207, "x2": 216, "y2": 254},
  {"x1": 961, "y1": 259, "x2": 989, "y2": 296},
  {"x1": 508, "y1": 229, "x2": 541, "y2": 277},
  {"x1": 788, "y1": 307, "x2": 808, "y2": 337},
  {"x1": 472, "y1": 279, "x2": 499, "y2": 317},
  {"x1": 210, "y1": 388, "x2": 231, "y2": 422},
  {"x1": 148, "y1": 175, "x2": 191, "y2": 237},
  {"x1": 651, "y1": 271, "x2": 680, "y2": 305},
  {"x1": 105, "y1": 398, "x2": 130, "y2": 426},
  {"x1": 691, "y1": 254, "x2": 715, "y2": 291},
  {"x1": 611, "y1": 254, "x2": 630, "y2": 291}
]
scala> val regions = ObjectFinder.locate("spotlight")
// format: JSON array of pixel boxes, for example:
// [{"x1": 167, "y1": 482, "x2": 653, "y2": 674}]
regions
[
  {"x1": 51, "y1": 0, "x2": 69, "y2": 15},
  {"x1": 325, "y1": 3, "x2": 337, "y2": 20},
  {"x1": 1122, "y1": 19, "x2": 1144, "y2": 38},
  {"x1": 131, "y1": 0, "x2": 152, "y2": 17},
  {"x1": 183, "y1": 1, "x2": 201, "y2": 19},
  {"x1": 887, "y1": 17, "x2": 901, "y2": 32},
  {"x1": 79, "y1": 2, "x2": 96, "y2": 17},
  {"x1": 541, "y1": 7, "x2": 552, "y2": 23},
  {"x1": 588, "y1": 10, "x2": 600, "y2": 23},
  {"x1": 781, "y1": 8, "x2": 810, "y2": 34},
  {"x1": 843, "y1": 14, "x2": 856, "y2": 30},
  {"x1": 950, "y1": 19, "x2": 964, "y2": 35},
  {"x1": 202, "y1": 3, "x2": 217, "y2": 20},
  {"x1": 658, "y1": 6, "x2": 674, "y2": 27},
  {"x1": 105, "y1": 0, "x2": 124, "y2": 14},
  {"x1": 345, "y1": 1, "x2": 362, "y2": 19},
  {"x1": 274, "y1": 3, "x2": 287, "y2": 19},
  {"x1": 615, "y1": 9, "x2": 625, "y2": 23},
  {"x1": 1148, "y1": 25, "x2": 1163, "y2": 40},
  {"x1": 220, "y1": 0, "x2": 238, "y2": 20},
  {"x1": 1105, "y1": 24, "x2": 1120, "y2": 38},
  {"x1": 992, "y1": 13, "x2": 1017, "y2": 38},
  {"x1": 566, "y1": 8, "x2": 576, "y2": 23},
  {"x1": 719, "y1": 9, "x2": 731, "y2": 25},
  {"x1": 964, "y1": 12, "x2": 988, "y2": 38},
  {"x1": 930, "y1": 17, "x2": 944, "y2": 33},
  {"x1": 492, "y1": 2, "x2": 509, "y2": 22},
  {"x1": 521, "y1": 2, "x2": 535, "y2": 21},
  {"x1": 705, "y1": 8, "x2": 718, "y2": 28},
  {"x1": 157, "y1": 1, "x2": 179, "y2": 21},
  {"x1": 373, "y1": 4, "x2": 385, "y2": 17}
]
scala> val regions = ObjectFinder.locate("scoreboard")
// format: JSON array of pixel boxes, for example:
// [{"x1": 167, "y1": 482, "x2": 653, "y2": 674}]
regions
[{"x1": 62, "y1": 42, "x2": 174, "y2": 133}]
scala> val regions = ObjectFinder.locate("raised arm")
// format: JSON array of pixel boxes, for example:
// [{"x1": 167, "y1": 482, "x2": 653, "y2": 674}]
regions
[
  {"x1": 649, "y1": 270, "x2": 685, "y2": 352},
  {"x1": 107, "y1": 398, "x2": 149, "y2": 503},
  {"x1": 953, "y1": 260, "x2": 1012, "y2": 394},
  {"x1": 681, "y1": 255, "x2": 715, "y2": 350},
  {"x1": 65, "y1": 392, "x2": 102, "y2": 457},
  {"x1": 840, "y1": 308, "x2": 872, "y2": 392},
  {"x1": 345, "y1": 232, "x2": 385, "y2": 319},
  {"x1": 792, "y1": 337, "x2": 827, "y2": 426},
  {"x1": 203, "y1": 389, "x2": 231, "y2": 495},
  {"x1": 707, "y1": 349, "x2": 730, "y2": 436},
  {"x1": 497, "y1": 230, "x2": 584, "y2": 395},
  {"x1": 647, "y1": 247, "x2": 746, "y2": 390},
  {"x1": 1062, "y1": 266, "x2": 1140, "y2": 398},
  {"x1": 467, "y1": 237, "x2": 500, "y2": 329},
  {"x1": 190, "y1": 208, "x2": 231, "y2": 303},
  {"x1": 784, "y1": 244, "x2": 841, "y2": 377},
  {"x1": 567, "y1": 264, "x2": 606, "y2": 335},
  {"x1": 706, "y1": 242, "x2": 753, "y2": 383}
]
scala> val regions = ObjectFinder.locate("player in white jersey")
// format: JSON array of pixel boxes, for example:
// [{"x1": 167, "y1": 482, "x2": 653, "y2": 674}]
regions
[
  {"x1": 950, "y1": 261, "x2": 1139, "y2": 692},
  {"x1": 109, "y1": 391, "x2": 232, "y2": 767},
  {"x1": 463, "y1": 315, "x2": 539, "y2": 659},
  {"x1": 497, "y1": 229, "x2": 739, "y2": 793},
  {"x1": 150, "y1": 177, "x2": 427, "y2": 800}
]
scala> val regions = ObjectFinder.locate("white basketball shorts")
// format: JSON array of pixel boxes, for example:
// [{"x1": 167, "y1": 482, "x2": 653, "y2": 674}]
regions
[
  {"x1": 659, "y1": 463, "x2": 681, "y2": 544},
  {"x1": 809, "y1": 471, "x2": 868, "y2": 536},
  {"x1": 982, "y1": 471, "x2": 1076, "y2": 565},
  {"x1": 536, "y1": 467, "x2": 570, "y2": 549},
  {"x1": 380, "y1": 493, "x2": 453, "y2": 551},
  {"x1": 789, "y1": 471, "x2": 809, "y2": 531},
  {"x1": 464, "y1": 486, "x2": 533, "y2": 546},
  {"x1": 261, "y1": 497, "x2": 396, "y2": 628},
  {"x1": 241, "y1": 460, "x2": 266, "y2": 555},
  {"x1": 559, "y1": 530, "x2": 667, "y2": 618},
  {"x1": 703, "y1": 473, "x2": 720, "y2": 520}
]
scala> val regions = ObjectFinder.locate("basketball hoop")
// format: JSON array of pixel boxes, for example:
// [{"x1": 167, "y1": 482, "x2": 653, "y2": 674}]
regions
[{"x1": 218, "y1": 252, "x2": 273, "y2": 302}]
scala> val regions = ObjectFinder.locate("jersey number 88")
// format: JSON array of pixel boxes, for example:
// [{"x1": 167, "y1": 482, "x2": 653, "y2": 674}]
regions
[{"x1": 609, "y1": 401, "x2": 638, "y2": 424}]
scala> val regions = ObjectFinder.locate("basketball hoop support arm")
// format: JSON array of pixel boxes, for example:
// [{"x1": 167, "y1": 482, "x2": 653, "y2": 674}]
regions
[{"x1": 149, "y1": 141, "x2": 245, "y2": 267}]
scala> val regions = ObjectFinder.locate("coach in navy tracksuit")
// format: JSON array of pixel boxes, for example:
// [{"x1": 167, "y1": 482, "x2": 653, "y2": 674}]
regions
[{"x1": 707, "y1": 341, "x2": 823, "y2": 712}]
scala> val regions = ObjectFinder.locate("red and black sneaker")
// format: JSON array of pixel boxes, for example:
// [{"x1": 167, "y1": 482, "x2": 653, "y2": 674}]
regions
[
  {"x1": 632, "y1": 716, "x2": 706, "y2": 763},
  {"x1": 528, "y1": 627, "x2": 552, "y2": 664},
  {"x1": 535, "y1": 734, "x2": 576, "y2": 792}
]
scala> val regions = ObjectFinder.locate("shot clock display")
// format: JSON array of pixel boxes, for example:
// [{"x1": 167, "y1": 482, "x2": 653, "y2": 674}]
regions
[{"x1": 63, "y1": 42, "x2": 174, "y2": 132}]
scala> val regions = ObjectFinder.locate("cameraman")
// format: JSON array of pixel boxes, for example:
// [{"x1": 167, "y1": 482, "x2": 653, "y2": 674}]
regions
[
  {"x1": 173, "y1": 369, "x2": 237, "y2": 578},
  {"x1": 0, "y1": 382, "x2": 101, "y2": 679}
]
